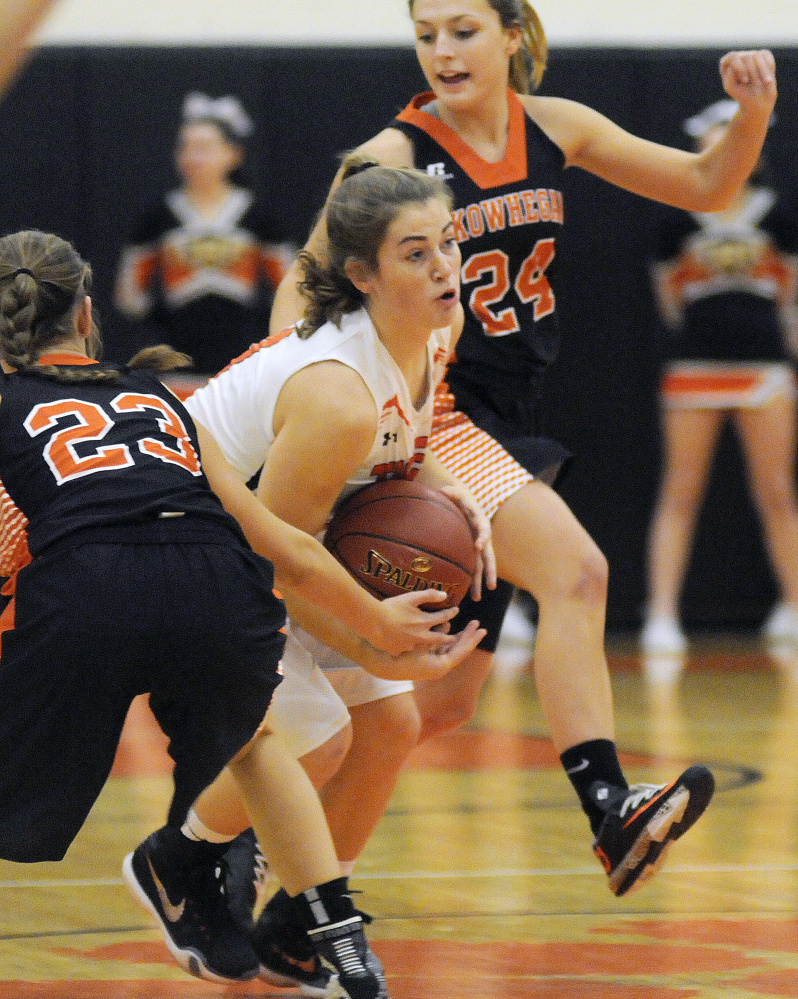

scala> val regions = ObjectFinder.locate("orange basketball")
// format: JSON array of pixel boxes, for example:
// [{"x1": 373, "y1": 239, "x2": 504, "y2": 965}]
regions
[{"x1": 324, "y1": 479, "x2": 477, "y2": 609}]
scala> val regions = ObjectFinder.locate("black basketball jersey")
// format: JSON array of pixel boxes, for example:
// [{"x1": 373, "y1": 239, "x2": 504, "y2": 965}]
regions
[
  {"x1": 0, "y1": 363, "x2": 241, "y2": 555},
  {"x1": 394, "y1": 89, "x2": 566, "y2": 400}
]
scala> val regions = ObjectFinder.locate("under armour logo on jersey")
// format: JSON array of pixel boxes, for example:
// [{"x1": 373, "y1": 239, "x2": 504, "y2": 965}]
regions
[{"x1": 427, "y1": 162, "x2": 454, "y2": 180}]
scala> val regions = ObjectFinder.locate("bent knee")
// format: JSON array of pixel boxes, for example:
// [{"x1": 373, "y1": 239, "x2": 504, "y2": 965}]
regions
[
  {"x1": 575, "y1": 545, "x2": 609, "y2": 604},
  {"x1": 543, "y1": 540, "x2": 608, "y2": 608},
  {"x1": 299, "y1": 723, "x2": 352, "y2": 788},
  {"x1": 423, "y1": 689, "x2": 481, "y2": 736},
  {"x1": 350, "y1": 694, "x2": 421, "y2": 755}
]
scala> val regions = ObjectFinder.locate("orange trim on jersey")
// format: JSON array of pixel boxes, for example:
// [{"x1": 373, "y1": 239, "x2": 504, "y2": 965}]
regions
[
  {"x1": 396, "y1": 89, "x2": 528, "y2": 190},
  {"x1": 37, "y1": 353, "x2": 99, "y2": 366},
  {"x1": 662, "y1": 371, "x2": 762, "y2": 395},
  {"x1": 213, "y1": 327, "x2": 295, "y2": 378}
]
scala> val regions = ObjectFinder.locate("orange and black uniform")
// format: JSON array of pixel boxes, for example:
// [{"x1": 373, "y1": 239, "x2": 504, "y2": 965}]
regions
[
  {"x1": 654, "y1": 188, "x2": 798, "y2": 363},
  {"x1": 0, "y1": 359, "x2": 284, "y2": 862},
  {"x1": 393, "y1": 90, "x2": 571, "y2": 645},
  {"x1": 115, "y1": 189, "x2": 291, "y2": 375}
]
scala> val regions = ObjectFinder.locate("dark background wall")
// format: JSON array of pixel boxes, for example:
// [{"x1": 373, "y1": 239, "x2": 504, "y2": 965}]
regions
[{"x1": 2, "y1": 45, "x2": 797, "y2": 632}]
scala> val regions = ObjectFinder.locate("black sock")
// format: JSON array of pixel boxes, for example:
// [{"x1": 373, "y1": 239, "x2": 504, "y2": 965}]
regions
[
  {"x1": 290, "y1": 876, "x2": 357, "y2": 931},
  {"x1": 560, "y1": 739, "x2": 628, "y2": 834},
  {"x1": 292, "y1": 878, "x2": 377, "y2": 999}
]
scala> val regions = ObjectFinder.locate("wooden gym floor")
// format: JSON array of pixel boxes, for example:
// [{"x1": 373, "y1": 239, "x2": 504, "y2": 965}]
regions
[{"x1": 1, "y1": 628, "x2": 797, "y2": 998}]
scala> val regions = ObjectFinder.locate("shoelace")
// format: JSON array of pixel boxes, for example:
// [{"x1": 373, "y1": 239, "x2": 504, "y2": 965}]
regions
[
  {"x1": 252, "y1": 845, "x2": 268, "y2": 895},
  {"x1": 618, "y1": 782, "x2": 665, "y2": 819}
]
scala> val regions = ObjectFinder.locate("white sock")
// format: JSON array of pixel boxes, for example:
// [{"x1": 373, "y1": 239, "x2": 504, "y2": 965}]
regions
[{"x1": 181, "y1": 808, "x2": 236, "y2": 844}]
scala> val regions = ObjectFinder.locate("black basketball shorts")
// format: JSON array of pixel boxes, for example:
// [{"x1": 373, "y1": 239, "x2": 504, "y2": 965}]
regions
[{"x1": 0, "y1": 536, "x2": 285, "y2": 862}]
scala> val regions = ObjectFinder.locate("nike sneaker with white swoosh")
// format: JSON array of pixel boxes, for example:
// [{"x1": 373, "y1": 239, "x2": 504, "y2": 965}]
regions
[
  {"x1": 591, "y1": 765, "x2": 716, "y2": 896},
  {"x1": 122, "y1": 827, "x2": 260, "y2": 982}
]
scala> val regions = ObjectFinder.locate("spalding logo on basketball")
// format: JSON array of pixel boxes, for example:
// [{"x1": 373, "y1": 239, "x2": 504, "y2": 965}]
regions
[{"x1": 324, "y1": 479, "x2": 477, "y2": 609}]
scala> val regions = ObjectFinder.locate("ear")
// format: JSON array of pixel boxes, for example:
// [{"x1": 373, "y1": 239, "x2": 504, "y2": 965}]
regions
[
  {"x1": 75, "y1": 296, "x2": 93, "y2": 339},
  {"x1": 344, "y1": 258, "x2": 373, "y2": 296},
  {"x1": 505, "y1": 23, "x2": 522, "y2": 59}
]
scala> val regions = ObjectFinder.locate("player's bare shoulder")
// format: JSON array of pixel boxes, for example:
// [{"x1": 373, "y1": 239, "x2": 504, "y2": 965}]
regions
[
  {"x1": 276, "y1": 360, "x2": 378, "y2": 441},
  {"x1": 354, "y1": 127, "x2": 416, "y2": 169},
  {"x1": 520, "y1": 94, "x2": 610, "y2": 167}
]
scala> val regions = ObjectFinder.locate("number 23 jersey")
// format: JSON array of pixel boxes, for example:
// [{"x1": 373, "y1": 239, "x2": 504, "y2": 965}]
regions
[
  {"x1": 0, "y1": 365, "x2": 235, "y2": 556},
  {"x1": 393, "y1": 89, "x2": 566, "y2": 399}
]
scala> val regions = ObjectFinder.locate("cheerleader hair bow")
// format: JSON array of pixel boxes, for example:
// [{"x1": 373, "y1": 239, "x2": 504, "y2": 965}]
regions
[{"x1": 182, "y1": 92, "x2": 254, "y2": 139}]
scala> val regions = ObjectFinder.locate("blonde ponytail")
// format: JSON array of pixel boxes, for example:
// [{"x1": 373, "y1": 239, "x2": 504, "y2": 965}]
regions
[{"x1": 511, "y1": 0, "x2": 547, "y2": 94}]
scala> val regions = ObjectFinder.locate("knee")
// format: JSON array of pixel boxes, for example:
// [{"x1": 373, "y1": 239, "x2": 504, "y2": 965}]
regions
[
  {"x1": 351, "y1": 695, "x2": 421, "y2": 760},
  {"x1": 546, "y1": 539, "x2": 608, "y2": 610},
  {"x1": 299, "y1": 723, "x2": 353, "y2": 789},
  {"x1": 657, "y1": 469, "x2": 705, "y2": 517},
  {"x1": 578, "y1": 544, "x2": 609, "y2": 605},
  {"x1": 381, "y1": 697, "x2": 422, "y2": 755},
  {"x1": 414, "y1": 652, "x2": 493, "y2": 741},
  {"x1": 753, "y1": 477, "x2": 798, "y2": 519},
  {"x1": 423, "y1": 685, "x2": 481, "y2": 736}
]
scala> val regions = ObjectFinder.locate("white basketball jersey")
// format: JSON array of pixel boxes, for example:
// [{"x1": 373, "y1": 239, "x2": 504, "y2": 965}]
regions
[{"x1": 186, "y1": 308, "x2": 452, "y2": 508}]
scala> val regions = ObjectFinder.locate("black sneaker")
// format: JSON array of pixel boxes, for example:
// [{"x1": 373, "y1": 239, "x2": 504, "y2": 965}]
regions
[
  {"x1": 306, "y1": 914, "x2": 380, "y2": 999},
  {"x1": 591, "y1": 764, "x2": 715, "y2": 897},
  {"x1": 251, "y1": 888, "x2": 332, "y2": 997},
  {"x1": 221, "y1": 827, "x2": 268, "y2": 933},
  {"x1": 351, "y1": 902, "x2": 389, "y2": 998},
  {"x1": 122, "y1": 828, "x2": 260, "y2": 982},
  {"x1": 363, "y1": 946, "x2": 389, "y2": 999}
]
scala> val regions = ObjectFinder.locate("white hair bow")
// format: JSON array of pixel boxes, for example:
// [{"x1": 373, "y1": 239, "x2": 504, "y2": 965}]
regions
[{"x1": 182, "y1": 92, "x2": 254, "y2": 139}]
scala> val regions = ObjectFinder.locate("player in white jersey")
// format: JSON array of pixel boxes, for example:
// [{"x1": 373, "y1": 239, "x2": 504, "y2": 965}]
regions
[
  {"x1": 190, "y1": 306, "x2": 451, "y2": 505},
  {"x1": 180, "y1": 165, "x2": 493, "y2": 995},
  {"x1": 188, "y1": 299, "x2": 459, "y2": 757}
]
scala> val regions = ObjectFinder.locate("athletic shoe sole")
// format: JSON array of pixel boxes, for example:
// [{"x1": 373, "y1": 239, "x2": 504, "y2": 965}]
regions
[
  {"x1": 607, "y1": 768, "x2": 714, "y2": 897},
  {"x1": 122, "y1": 851, "x2": 258, "y2": 984},
  {"x1": 259, "y1": 964, "x2": 331, "y2": 998}
]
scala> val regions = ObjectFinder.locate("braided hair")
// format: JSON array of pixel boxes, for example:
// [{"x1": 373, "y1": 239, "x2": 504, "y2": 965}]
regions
[{"x1": 0, "y1": 230, "x2": 190, "y2": 384}]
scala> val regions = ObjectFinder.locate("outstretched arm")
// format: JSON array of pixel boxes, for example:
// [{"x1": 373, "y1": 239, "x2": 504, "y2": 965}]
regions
[
  {"x1": 269, "y1": 129, "x2": 416, "y2": 335},
  {"x1": 195, "y1": 419, "x2": 457, "y2": 656},
  {"x1": 285, "y1": 590, "x2": 486, "y2": 682},
  {"x1": 526, "y1": 50, "x2": 777, "y2": 213}
]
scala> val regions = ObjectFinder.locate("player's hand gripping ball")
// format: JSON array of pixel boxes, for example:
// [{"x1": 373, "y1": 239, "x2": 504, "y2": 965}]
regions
[{"x1": 324, "y1": 479, "x2": 477, "y2": 609}]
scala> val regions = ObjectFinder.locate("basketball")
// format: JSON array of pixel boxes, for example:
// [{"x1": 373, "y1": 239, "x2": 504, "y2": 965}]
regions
[{"x1": 324, "y1": 479, "x2": 477, "y2": 609}]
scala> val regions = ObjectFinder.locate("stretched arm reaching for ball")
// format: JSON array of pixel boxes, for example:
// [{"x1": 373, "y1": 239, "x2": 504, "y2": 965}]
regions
[
  {"x1": 282, "y1": 591, "x2": 486, "y2": 682},
  {"x1": 197, "y1": 421, "x2": 458, "y2": 655}
]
